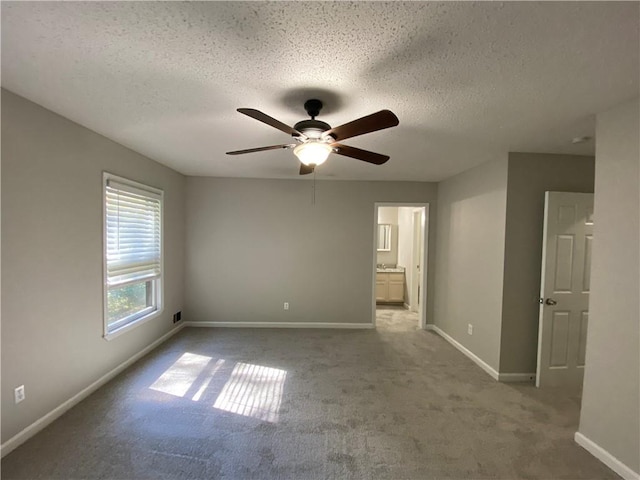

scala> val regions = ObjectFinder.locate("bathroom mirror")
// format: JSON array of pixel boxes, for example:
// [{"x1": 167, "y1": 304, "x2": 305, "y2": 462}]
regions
[{"x1": 377, "y1": 224, "x2": 392, "y2": 251}]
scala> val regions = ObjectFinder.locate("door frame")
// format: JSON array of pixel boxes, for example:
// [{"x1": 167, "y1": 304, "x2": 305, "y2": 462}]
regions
[
  {"x1": 410, "y1": 208, "x2": 424, "y2": 313},
  {"x1": 372, "y1": 202, "x2": 429, "y2": 329}
]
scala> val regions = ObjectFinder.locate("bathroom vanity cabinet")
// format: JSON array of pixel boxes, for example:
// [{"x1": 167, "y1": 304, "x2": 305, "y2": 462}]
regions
[{"x1": 376, "y1": 271, "x2": 405, "y2": 303}]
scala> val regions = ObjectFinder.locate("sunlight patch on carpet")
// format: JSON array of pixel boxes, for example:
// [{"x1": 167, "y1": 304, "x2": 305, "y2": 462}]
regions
[
  {"x1": 213, "y1": 362, "x2": 287, "y2": 422},
  {"x1": 192, "y1": 358, "x2": 225, "y2": 401},
  {"x1": 149, "y1": 352, "x2": 213, "y2": 397}
]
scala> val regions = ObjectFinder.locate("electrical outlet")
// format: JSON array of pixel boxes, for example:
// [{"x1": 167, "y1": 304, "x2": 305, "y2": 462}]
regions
[
  {"x1": 14, "y1": 385, "x2": 25, "y2": 404},
  {"x1": 284, "y1": 302, "x2": 289, "y2": 310},
  {"x1": 467, "y1": 324, "x2": 473, "y2": 335}
]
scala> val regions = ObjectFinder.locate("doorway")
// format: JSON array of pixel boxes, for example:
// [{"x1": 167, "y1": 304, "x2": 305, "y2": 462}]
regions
[{"x1": 373, "y1": 203, "x2": 429, "y2": 329}]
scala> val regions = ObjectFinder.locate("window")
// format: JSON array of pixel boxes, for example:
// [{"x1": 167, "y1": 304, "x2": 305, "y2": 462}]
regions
[{"x1": 103, "y1": 173, "x2": 163, "y2": 338}]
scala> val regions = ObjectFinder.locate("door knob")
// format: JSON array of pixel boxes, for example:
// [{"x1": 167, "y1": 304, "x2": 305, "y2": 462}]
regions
[{"x1": 545, "y1": 298, "x2": 557, "y2": 306}]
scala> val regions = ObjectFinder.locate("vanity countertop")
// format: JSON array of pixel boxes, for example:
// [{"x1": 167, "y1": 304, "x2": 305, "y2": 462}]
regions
[{"x1": 376, "y1": 267, "x2": 405, "y2": 273}]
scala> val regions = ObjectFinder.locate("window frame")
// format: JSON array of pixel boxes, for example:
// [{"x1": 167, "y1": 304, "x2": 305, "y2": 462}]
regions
[{"x1": 102, "y1": 172, "x2": 164, "y2": 340}]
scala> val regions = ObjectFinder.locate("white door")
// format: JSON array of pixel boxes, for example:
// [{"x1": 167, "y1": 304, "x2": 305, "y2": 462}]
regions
[{"x1": 536, "y1": 192, "x2": 594, "y2": 388}]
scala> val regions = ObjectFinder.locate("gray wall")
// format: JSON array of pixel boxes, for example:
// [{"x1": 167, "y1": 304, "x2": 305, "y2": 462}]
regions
[
  {"x1": 433, "y1": 157, "x2": 508, "y2": 371},
  {"x1": 378, "y1": 206, "x2": 398, "y2": 224},
  {"x1": 1, "y1": 90, "x2": 186, "y2": 443},
  {"x1": 578, "y1": 98, "x2": 639, "y2": 473},
  {"x1": 185, "y1": 178, "x2": 437, "y2": 325},
  {"x1": 500, "y1": 153, "x2": 595, "y2": 374}
]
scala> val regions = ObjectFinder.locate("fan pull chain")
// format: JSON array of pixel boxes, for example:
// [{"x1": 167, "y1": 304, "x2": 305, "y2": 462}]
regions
[{"x1": 312, "y1": 169, "x2": 316, "y2": 205}]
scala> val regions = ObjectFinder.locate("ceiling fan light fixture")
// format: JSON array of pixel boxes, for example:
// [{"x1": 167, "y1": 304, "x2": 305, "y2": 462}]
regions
[{"x1": 293, "y1": 141, "x2": 332, "y2": 167}]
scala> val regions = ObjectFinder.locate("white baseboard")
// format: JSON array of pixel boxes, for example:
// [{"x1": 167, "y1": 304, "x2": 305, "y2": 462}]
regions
[
  {"x1": 183, "y1": 321, "x2": 374, "y2": 329},
  {"x1": 498, "y1": 372, "x2": 536, "y2": 383},
  {"x1": 575, "y1": 432, "x2": 640, "y2": 480},
  {"x1": 0, "y1": 324, "x2": 185, "y2": 458},
  {"x1": 425, "y1": 324, "x2": 500, "y2": 381},
  {"x1": 424, "y1": 325, "x2": 536, "y2": 383}
]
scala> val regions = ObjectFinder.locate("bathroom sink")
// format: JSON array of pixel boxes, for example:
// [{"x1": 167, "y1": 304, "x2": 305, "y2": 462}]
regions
[{"x1": 376, "y1": 266, "x2": 405, "y2": 273}]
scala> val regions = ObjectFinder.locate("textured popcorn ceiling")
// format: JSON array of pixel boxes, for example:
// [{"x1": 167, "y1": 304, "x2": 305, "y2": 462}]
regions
[{"x1": 1, "y1": 2, "x2": 638, "y2": 181}]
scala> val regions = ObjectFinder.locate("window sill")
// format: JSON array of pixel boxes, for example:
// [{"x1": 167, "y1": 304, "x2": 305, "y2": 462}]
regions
[{"x1": 103, "y1": 308, "x2": 164, "y2": 341}]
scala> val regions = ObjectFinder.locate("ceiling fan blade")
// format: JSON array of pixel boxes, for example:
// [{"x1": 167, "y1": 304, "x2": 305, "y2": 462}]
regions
[
  {"x1": 226, "y1": 144, "x2": 295, "y2": 155},
  {"x1": 299, "y1": 164, "x2": 315, "y2": 175},
  {"x1": 332, "y1": 143, "x2": 390, "y2": 165},
  {"x1": 237, "y1": 108, "x2": 304, "y2": 137},
  {"x1": 324, "y1": 110, "x2": 399, "y2": 142}
]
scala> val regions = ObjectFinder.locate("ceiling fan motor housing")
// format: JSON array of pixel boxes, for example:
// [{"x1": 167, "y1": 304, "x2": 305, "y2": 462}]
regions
[
  {"x1": 294, "y1": 99, "x2": 333, "y2": 139},
  {"x1": 293, "y1": 119, "x2": 332, "y2": 139}
]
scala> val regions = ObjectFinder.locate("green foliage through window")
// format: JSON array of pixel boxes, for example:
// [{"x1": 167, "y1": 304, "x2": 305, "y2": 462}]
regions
[{"x1": 107, "y1": 282, "x2": 149, "y2": 325}]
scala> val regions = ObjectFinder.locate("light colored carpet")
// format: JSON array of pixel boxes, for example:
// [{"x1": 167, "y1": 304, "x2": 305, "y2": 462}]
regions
[
  {"x1": 375, "y1": 305, "x2": 420, "y2": 331},
  {"x1": 2, "y1": 308, "x2": 618, "y2": 479}
]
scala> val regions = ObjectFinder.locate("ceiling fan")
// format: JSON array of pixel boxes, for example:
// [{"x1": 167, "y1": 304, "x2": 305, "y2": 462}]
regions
[{"x1": 226, "y1": 99, "x2": 399, "y2": 175}]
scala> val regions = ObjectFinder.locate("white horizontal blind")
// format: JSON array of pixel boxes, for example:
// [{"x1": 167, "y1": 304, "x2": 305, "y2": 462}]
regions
[{"x1": 106, "y1": 180, "x2": 161, "y2": 287}]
